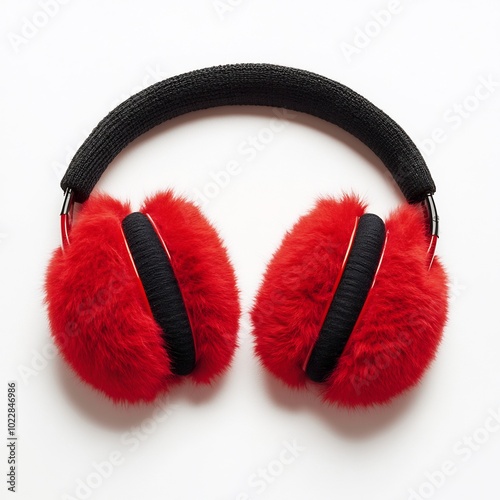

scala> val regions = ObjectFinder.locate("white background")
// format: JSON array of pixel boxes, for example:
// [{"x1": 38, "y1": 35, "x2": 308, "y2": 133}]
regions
[{"x1": 1, "y1": 1, "x2": 500, "y2": 499}]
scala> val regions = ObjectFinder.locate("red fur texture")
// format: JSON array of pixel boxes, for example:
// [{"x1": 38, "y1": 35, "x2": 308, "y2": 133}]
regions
[
  {"x1": 142, "y1": 192, "x2": 240, "y2": 384},
  {"x1": 45, "y1": 192, "x2": 240, "y2": 403},
  {"x1": 251, "y1": 195, "x2": 448, "y2": 408}
]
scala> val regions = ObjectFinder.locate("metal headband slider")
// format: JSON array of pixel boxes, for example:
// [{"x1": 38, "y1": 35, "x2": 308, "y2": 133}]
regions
[
  {"x1": 60, "y1": 188, "x2": 75, "y2": 250},
  {"x1": 424, "y1": 194, "x2": 439, "y2": 269}
]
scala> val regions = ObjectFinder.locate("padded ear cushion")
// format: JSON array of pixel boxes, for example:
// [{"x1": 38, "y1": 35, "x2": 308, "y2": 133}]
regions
[
  {"x1": 121, "y1": 212, "x2": 195, "y2": 376},
  {"x1": 251, "y1": 196, "x2": 448, "y2": 407},
  {"x1": 45, "y1": 191, "x2": 240, "y2": 403},
  {"x1": 141, "y1": 191, "x2": 240, "y2": 385},
  {"x1": 251, "y1": 195, "x2": 366, "y2": 388},
  {"x1": 305, "y1": 213, "x2": 386, "y2": 383}
]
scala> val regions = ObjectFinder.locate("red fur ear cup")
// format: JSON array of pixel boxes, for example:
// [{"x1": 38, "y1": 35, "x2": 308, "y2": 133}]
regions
[
  {"x1": 251, "y1": 197, "x2": 448, "y2": 408},
  {"x1": 45, "y1": 192, "x2": 240, "y2": 403}
]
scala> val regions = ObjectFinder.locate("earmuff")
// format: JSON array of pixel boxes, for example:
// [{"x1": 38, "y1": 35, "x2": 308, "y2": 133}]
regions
[{"x1": 45, "y1": 63, "x2": 448, "y2": 406}]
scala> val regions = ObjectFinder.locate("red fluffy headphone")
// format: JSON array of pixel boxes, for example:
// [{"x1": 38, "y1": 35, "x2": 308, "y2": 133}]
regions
[{"x1": 45, "y1": 64, "x2": 448, "y2": 408}]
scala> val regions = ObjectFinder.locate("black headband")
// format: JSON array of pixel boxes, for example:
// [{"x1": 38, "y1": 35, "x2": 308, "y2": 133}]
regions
[{"x1": 61, "y1": 63, "x2": 435, "y2": 205}]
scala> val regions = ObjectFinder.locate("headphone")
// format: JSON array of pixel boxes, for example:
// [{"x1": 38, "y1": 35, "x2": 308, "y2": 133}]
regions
[{"x1": 45, "y1": 63, "x2": 448, "y2": 408}]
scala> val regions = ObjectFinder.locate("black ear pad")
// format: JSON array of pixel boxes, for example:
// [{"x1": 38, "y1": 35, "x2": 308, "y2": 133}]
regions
[
  {"x1": 121, "y1": 212, "x2": 196, "y2": 376},
  {"x1": 305, "y1": 213, "x2": 386, "y2": 382}
]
